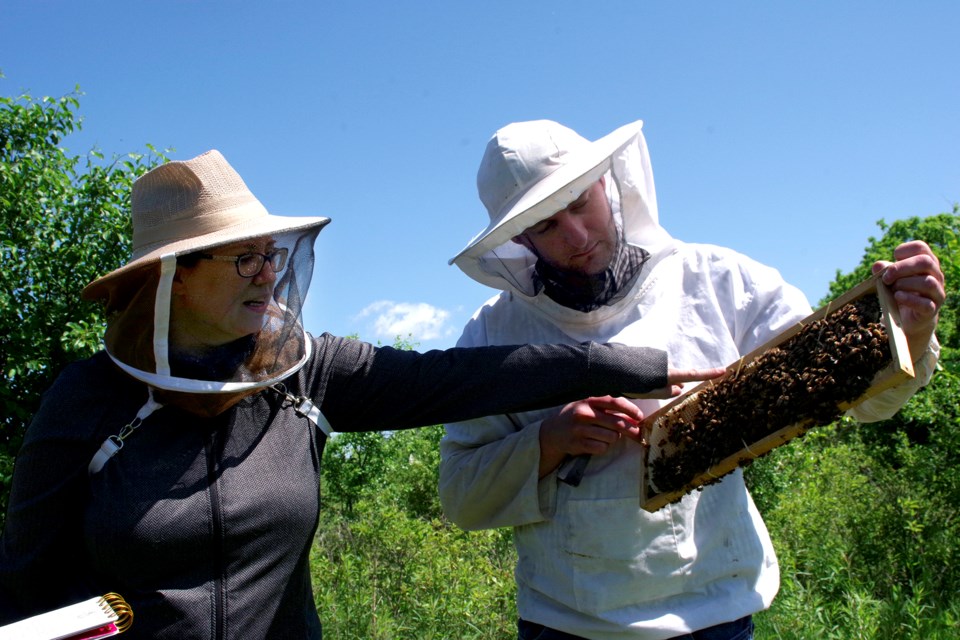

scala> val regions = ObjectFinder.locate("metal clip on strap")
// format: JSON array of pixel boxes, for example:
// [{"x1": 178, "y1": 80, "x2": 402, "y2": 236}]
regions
[
  {"x1": 271, "y1": 384, "x2": 334, "y2": 437},
  {"x1": 293, "y1": 396, "x2": 334, "y2": 437},
  {"x1": 89, "y1": 390, "x2": 164, "y2": 475}
]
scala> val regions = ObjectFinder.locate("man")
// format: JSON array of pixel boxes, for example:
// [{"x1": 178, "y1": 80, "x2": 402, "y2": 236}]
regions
[{"x1": 439, "y1": 119, "x2": 944, "y2": 640}]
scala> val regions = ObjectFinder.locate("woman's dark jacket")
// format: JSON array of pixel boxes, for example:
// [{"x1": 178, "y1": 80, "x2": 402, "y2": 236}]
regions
[{"x1": 0, "y1": 333, "x2": 666, "y2": 639}]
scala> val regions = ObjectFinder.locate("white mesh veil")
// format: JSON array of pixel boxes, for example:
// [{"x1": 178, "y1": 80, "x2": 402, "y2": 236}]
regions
[
  {"x1": 466, "y1": 168, "x2": 626, "y2": 298},
  {"x1": 452, "y1": 120, "x2": 675, "y2": 300}
]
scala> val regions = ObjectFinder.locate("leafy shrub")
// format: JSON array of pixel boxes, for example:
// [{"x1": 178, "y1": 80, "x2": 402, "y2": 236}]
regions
[
  {"x1": 313, "y1": 502, "x2": 518, "y2": 639},
  {"x1": 0, "y1": 81, "x2": 167, "y2": 525},
  {"x1": 749, "y1": 209, "x2": 960, "y2": 637}
]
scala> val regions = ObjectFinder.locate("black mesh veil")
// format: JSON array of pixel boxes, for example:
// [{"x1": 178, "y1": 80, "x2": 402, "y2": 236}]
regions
[{"x1": 102, "y1": 227, "x2": 321, "y2": 399}]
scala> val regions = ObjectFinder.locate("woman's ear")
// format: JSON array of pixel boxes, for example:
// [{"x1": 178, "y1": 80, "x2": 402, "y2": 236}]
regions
[{"x1": 171, "y1": 265, "x2": 188, "y2": 293}]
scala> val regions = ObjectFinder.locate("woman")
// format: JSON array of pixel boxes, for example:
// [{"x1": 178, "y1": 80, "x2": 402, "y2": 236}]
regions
[{"x1": 0, "y1": 150, "x2": 719, "y2": 639}]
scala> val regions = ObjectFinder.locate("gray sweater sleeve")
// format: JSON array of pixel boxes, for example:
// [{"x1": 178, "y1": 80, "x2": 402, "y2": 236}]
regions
[{"x1": 306, "y1": 335, "x2": 667, "y2": 433}]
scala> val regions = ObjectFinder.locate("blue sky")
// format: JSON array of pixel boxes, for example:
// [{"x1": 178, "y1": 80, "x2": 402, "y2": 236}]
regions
[{"x1": 3, "y1": 1, "x2": 958, "y2": 350}]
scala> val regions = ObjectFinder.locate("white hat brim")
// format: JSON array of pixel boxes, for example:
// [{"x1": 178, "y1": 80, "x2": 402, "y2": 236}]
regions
[{"x1": 449, "y1": 120, "x2": 643, "y2": 265}]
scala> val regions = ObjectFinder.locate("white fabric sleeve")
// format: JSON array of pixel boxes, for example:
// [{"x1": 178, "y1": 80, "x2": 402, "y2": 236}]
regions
[
  {"x1": 439, "y1": 414, "x2": 551, "y2": 530},
  {"x1": 849, "y1": 334, "x2": 941, "y2": 422},
  {"x1": 438, "y1": 306, "x2": 560, "y2": 531}
]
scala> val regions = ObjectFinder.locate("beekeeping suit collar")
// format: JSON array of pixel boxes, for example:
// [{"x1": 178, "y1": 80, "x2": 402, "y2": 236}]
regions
[
  {"x1": 81, "y1": 150, "x2": 330, "y2": 415},
  {"x1": 450, "y1": 119, "x2": 674, "y2": 299}
]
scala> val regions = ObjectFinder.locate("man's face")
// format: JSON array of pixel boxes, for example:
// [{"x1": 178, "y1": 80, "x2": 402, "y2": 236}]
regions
[{"x1": 514, "y1": 178, "x2": 618, "y2": 276}]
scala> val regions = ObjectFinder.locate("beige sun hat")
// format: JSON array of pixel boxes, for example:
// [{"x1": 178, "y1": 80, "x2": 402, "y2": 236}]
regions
[
  {"x1": 449, "y1": 119, "x2": 644, "y2": 265},
  {"x1": 82, "y1": 149, "x2": 330, "y2": 301}
]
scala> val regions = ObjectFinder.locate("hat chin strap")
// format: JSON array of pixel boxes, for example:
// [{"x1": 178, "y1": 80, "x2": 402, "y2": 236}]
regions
[{"x1": 154, "y1": 253, "x2": 177, "y2": 376}]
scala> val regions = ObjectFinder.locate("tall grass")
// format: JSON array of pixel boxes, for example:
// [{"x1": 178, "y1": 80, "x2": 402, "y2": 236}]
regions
[{"x1": 313, "y1": 502, "x2": 518, "y2": 639}]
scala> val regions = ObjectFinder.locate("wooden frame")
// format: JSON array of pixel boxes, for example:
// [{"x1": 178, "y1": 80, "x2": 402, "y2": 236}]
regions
[{"x1": 640, "y1": 273, "x2": 915, "y2": 512}]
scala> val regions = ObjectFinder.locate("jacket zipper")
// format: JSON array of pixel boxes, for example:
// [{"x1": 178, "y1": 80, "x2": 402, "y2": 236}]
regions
[{"x1": 206, "y1": 430, "x2": 226, "y2": 640}]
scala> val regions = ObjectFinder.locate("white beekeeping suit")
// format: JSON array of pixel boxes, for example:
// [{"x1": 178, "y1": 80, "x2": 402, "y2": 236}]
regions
[{"x1": 440, "y1": 119, "x2": 937, "y2": 639}]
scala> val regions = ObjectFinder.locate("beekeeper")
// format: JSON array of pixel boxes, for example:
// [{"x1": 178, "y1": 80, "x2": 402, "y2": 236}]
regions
[{"x1": 440, "y1": 119, "x2": 944, "y2": 640}]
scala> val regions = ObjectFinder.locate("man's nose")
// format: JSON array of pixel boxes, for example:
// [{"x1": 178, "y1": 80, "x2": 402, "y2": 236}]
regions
[{"x1": 559, "y1": 216, "x2": 589, "y2": 249}]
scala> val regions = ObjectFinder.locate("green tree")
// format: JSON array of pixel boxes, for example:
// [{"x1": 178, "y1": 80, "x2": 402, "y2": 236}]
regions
[
  {"x1": 320, "y1": 423, "x2": 446, "y2": 519},
  {"x1": 381, "y1": 424, "x2": 445, "y2": 521},
  {"x1": 0, "y1": 81, "x2": 167, "y2": 516},
  {"x1": 320, "y1": 335, "x2": 442, "y2": 519},
  {"x1": 749, "y1": 208, "x2": 960, "y2": 638},
  {"x1": 323, "y1": 429, "x2": 391, "y2": 517}
]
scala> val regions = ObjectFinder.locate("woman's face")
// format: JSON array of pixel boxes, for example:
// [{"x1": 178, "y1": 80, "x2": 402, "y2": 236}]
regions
[{"x1": 170, "y1": 238, "x2": 280, "y2": 351}]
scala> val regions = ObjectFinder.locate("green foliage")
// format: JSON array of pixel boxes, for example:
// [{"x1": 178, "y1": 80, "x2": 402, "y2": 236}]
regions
[
  {"x1": 322, "y1": 424, "x2": 446, "y2": 521},
  {"x1": 0, "y1": 81, "x2": 168, "y2": 519},
  {"x1": 317, "y1": 336, "x2": 516, "y2": 638},
  {"x1": 752, "y1": 416, "x2": 960, "y2": 639},
  {"x1": 748, "y1": 207, "x2": 960, "y2": 638},
  {"x1": 322, "y1": 431, "x2": 391, "y2": 517},
  {"x1": 312, "y1": 507, "x2": 517, "y2": 639},
  {"x1": 380, "y1": 425, "x2": 445, "y2": 521}
]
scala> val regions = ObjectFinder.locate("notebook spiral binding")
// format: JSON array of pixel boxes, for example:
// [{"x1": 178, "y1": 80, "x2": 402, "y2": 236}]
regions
[{"x1": 99, "y1": 593, "x2": 133, "y2": 633}]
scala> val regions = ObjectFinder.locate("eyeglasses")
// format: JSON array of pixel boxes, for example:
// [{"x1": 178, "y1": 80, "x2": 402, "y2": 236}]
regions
[{"x1": 197, "y1": 248, "x2": 289, "y2": 278}]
